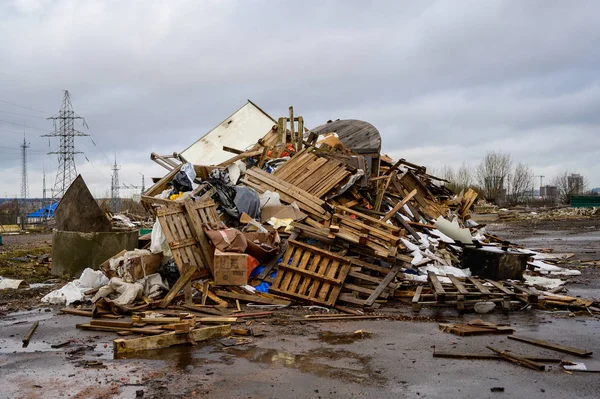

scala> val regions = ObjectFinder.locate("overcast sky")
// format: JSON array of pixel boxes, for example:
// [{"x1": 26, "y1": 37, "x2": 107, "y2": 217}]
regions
[{"x1": 1, "y1": 0, "x2": 599, "y2": 200}]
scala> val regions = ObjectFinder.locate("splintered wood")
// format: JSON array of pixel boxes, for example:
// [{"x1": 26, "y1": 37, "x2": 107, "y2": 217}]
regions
[{"x1": 269, "y1": 240, "x2": 351, "y2": 307}]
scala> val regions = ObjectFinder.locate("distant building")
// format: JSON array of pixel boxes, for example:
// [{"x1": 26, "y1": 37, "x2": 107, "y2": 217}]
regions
[
  {"x1": 568, "y1": 174, "x2": 584, "y2": 194},
  {"x1": 540, "y1": 185, "x2": 557, "y2": 199}
]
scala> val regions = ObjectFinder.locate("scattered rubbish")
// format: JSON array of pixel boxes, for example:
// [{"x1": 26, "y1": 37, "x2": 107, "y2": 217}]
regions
[
  {"x1": 490, "y1": 387, "x2": 505, "y2": 392},
  {"x1": 41, "y1": 268, "x2": 109, "y2": 305},
  {"x1": 17, "y1": 103, "x2": 597, "y2": 367},
  {"x1": 0, "y1": 277, "x2": 29, "y2": 290}
]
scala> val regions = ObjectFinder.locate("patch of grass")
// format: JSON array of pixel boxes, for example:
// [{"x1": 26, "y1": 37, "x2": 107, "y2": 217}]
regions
[{"x1": 0, "y1": 244, "x2": 53, "y2": 283}]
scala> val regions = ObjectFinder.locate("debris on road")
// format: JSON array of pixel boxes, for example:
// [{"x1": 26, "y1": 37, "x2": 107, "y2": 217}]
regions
[{"x1": 15, "y1": 104, "x2": 598, "y2": 359}]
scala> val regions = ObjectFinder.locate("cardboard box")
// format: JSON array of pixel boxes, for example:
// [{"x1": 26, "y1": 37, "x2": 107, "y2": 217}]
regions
[
  {"x1": 213, "y1": 249, "x2": 251, "y2": 286},
  {"x1": 260, "y1": 205, "x2": 307, "y2": 223},
  {"x1": 244, "y1": 231, "x2": 280, "y2": 263}
]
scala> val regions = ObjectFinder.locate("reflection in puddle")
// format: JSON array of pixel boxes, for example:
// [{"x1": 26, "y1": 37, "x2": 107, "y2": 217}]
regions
[
  {"x1": 226, "y1": 346, "x2": 386, "y2": 385},
  {"x1": 115, "y1": 343, "x2": 224, "y2": 372},
  {"x1": 316, "y1": 330, "x2": 373, "y2": 345}
]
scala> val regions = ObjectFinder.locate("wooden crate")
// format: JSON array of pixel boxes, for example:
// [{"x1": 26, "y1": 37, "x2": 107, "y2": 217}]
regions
[{"x1": 269, "y1": 240, "x2": 351, "y2": 307}]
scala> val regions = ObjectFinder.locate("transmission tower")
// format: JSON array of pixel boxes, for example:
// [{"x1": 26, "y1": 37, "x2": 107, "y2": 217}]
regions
[
  {"x1": 140, "y1": 173, "x2": 145, "y2": 194},
  {"x1": 20, "y1": 134, "x2": 30, "y2": 200},
  {"x1": 42, "y1": 90, "x2": 89, "y2": 201},
  {"x1": 111, "y1": 156, "x2": 121, "y2": 213},
  {"x1": 42, "y1": 169, "x2": 47, "y2": 220}
]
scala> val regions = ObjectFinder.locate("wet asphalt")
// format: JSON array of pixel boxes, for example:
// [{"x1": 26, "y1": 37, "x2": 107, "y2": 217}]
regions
[{"x1": 1, "y1": 221, "x2": 599, "y2": 398}]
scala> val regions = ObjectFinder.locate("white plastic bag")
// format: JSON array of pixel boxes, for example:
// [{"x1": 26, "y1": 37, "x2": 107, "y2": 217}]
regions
[
  {"x1": 259, "y1": 190, "x2": 281, "y2": 208},
  {"x1": 150, "y1": 219, "x2": 166, "y2": 254}
]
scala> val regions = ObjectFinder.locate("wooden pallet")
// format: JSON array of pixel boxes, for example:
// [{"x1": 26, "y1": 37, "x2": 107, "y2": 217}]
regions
[
  {"x1": 411, "y1": 273, "x2": 538, "y2": 312},
  {"x1": 269, "y1": 240, "x2": 352, "y2": 306},
  {"x1": 241, "y1": 167, "x2": 332, "y2": 221},
  {"x1": 339, "y1": 262, "x2": 403, "y2": 308},
  {"x1": 183, "y1": 200, "x2": 219, "y2": 271},
  {"x1": 273, "y1": 149, "x2": 351, "y2": 198},
  {"x1": 156, "y1": 207, "x2": 209, "y2": 277}
]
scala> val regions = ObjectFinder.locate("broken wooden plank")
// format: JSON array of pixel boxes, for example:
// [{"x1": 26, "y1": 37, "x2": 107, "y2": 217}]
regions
[
  {"x1": 364, "y1": 264, "x2": 403, "y2": 307},
  {"x1": 299, "y1": 315, "x2": 382, "y2": 322},
  {"x1": 428, "y1": 272, "x2": 446, "y2": 300},
  {"x1": 433, "y1": 351, "x2": 561, "y2": 363},
  {"x1": 381, "y1": 189, "x2": 417, "y2": 222},
  {"x1": 214, "y1": 290, "x2": 292, "y2": 306},
  {"x1": 22, "y1": 321, "x2": 39, "y2": 348},
  {"x1": 89, "y1": 320, "x2": 134, "y2": 328},
  {"x1": 508, "y1": 335, "x2": 592, "y2": 357},
  {"x1": 158, "y1": 265, "x2": 198, "y2": 308},
  {"x1": 412, "y1": 285, "x2": 423, "y2": 312},
  {"x1": 113, "y1": 325, "x2": 231, "y2": 357},
  {"x1": 487, "y1": 346, "x2": 546, "y2": 371},
  {"x1": 77, "y1": 324, "x2": 165, "y2": 335}
]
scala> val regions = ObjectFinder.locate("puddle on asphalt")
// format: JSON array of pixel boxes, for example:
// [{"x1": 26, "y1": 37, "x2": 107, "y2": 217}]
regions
[
  {"x1": 114, "y1": 342, "x2": 225, "y2": 372},
  {"x1": 224, "y1": 346, "x2": 386, "y2": 385},
  {"x1": 315, "y1": 330, "x2": 373, "y2": 345}
]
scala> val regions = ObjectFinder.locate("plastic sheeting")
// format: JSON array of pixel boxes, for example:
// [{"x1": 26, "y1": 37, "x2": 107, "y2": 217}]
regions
[{"x1": 41, "y1": 268, "x2": 109, "y2": 305}]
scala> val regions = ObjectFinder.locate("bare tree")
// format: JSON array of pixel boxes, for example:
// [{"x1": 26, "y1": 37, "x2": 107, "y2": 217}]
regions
[
  {"x1": 455, "y1": 163, "x2": 473, "y2": 193},
  {"x1": 509, "y1": 163, "x2": 534, "y2": 203},
  {"x1": 552, "y1": 171, "x2": 589, "y2": 204},
  {"x1": 476, "y1": 152, "x2": 512, "y2": 202}
]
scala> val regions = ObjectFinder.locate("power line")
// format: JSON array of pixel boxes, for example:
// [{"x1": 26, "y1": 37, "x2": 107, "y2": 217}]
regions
[
  {"x1": 0, "y1": 145, "x2": 46, "y2": 152},
  {"x1": 0, "y1": 128, "x2": 28, "y2": 135},
  {"x1": 0, "y1": 118, "x2": 47, "y2": 131},
  {"x1": 0, "y1": 109, "x2": 47, "y2": 119},
  {"x1": 0, "y1": 99, "x2": 47, "y2": 113}
]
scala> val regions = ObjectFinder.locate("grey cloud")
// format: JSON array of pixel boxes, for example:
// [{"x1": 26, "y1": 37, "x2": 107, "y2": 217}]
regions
[{"x1": 1, "y1": 0, "x2": 599, "y2": 200}]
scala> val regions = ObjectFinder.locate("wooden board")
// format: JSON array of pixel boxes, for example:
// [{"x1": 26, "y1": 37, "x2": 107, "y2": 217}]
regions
[
  {"x1": 269, "y1": 240, "x2": 352, "y2": 307},
  {"x1": 113, "y1": 325, "x2": 231, "y2": 357},
  {"x1": 508, "y1": 335, "x2": 592, "y2": 357}
]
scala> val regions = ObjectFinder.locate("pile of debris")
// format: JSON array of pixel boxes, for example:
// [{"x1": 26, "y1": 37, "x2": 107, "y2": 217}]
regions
[{"x1": 51, "y1": 106, "x2": 597, "y2": 355}]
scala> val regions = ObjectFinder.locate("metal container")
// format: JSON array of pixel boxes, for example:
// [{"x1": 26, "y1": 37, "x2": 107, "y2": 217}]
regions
[{"x1": 463, "y1": 247, "x2": 531, "y2": 280}]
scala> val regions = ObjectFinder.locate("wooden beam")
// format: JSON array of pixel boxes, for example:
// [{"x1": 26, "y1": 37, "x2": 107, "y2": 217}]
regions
[
  {"x1": 364, "y1": 264, "x2": 403, "y2": 307},
  {"x1": 433, "y1": 351, "x2": 561, "y2": 363},
  {"x1": 158, "y1": 265, "x2": 198, "y2": 308},
  {"x1": 214, "y1": 290, "x2": 292, "y2": 306},
  {"x1": 507, "y1": 335, "x2": 592, "y2": 357},
  {"x1": 77, "y1": 324, "x2": 165, "y2": 335},
  {"x1": 22, "y1": 321, "x2": 39, "y2": 348},
  {"x1": 487, "y1": 346, "x2": 546, "y2": 371},
  {"x1": 382, "y1": 189, "x2": 417, "y2": 222},
  {"x1": 113, "y1": 325, "x2": 231, "y2": 357}
]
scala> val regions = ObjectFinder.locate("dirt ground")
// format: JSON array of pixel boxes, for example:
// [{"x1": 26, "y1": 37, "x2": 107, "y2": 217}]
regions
[
  {"x1": 0, "y1": 220, "x2": 599, "y2": 398},
  {"x1": 0, "y1": 233, "x2": 57, "y2": 313}
]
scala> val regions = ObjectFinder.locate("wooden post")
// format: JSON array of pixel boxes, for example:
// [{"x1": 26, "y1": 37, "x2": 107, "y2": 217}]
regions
[{"x1": 289, "y1": 106, "x2": 295, "y2": 150}]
